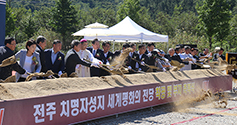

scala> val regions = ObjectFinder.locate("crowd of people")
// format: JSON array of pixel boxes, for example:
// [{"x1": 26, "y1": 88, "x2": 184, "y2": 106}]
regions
[{"x1": 0, "y1": 36, "x2": 226, "y2": 82}]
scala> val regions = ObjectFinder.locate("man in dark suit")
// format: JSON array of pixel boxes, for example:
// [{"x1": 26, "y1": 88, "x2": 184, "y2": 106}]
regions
[
  {"x1": 190, "y1": 48, "x2": 201, "y2": 69},
  {"x1": 129, "y1": 44, "x2": 149, "y2": 72},
  {"x1": 0, "y1": 37, "x2": 26, "y2": 80},
  {"x1": 165, "y1": 48, "x2": 174, "y2": 61},
  {"x1": 45, "y1": 40, "x2": 65, "y2": 77},
  {"x1": 101, "y1": 41, "x2": 114, "y2": 76},
  {"x1": 86, "y1": 38, "x2": 104, "y2": 77},
  {"x1": 65, "y1": 40, "x2": 98, "y2": 76},
  {"x1": 213, "y1": 47, "x2": 225, "y2": 61},
  {"x1": 145, "y1": 42, "x2": 155, "y2": 54},
  {"x1": 35, "y1": 36, "x2": 47, "y2": 73}
]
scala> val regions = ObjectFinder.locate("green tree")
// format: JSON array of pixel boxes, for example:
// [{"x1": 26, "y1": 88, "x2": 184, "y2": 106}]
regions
[
  {"x1": 227, "y1": 14, "x2": 237, "y2": 50},
  {"x1": 21, "y1": 10, "x2": 37, "y2": 39},
  {"x1": 172, "y1": 6, "x2": 199, "y2": 36},
  {"x1": 117, "y1": 0, "x2": 141, "y2": 23},
  {"x1": 196, "y1": 0, "x2": 231, "y2": 49},
  {"x1": 116, "y1": 0, "x2": 156, "y2": 32},
  {"x1": 33, "y1": 7, "x2": 53, "y2": 30},
  {"x1": 153, "y1": 11, "x2": 174, "y2": 37},
  {"x1": 5, "y1": 4, "x2": 16, "y2": 36},
  {"x1": 51, "y1": 0, "x2": 78, "y2": 50},
  {"x1": 10, "y1": 7, "x2": 28, "y2": 43}
]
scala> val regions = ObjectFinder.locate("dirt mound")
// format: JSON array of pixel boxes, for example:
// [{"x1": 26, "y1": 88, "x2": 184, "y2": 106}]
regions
[{"x1": 0, "y1": 69, "x2": 229, "y2": 100}]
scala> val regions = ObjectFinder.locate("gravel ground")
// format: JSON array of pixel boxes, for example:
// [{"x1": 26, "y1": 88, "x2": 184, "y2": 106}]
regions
[{"x1": 77, "y1": 92, "x2": 237, "y2": 125}]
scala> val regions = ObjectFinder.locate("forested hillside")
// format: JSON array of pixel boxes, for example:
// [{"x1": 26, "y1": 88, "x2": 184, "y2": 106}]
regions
[{"x1": 5, "y1": 0, "x2": 237, "y2": 52}]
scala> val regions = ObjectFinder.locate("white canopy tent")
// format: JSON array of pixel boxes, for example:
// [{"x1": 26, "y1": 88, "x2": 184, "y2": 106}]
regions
[
  {"x1": 72, "y1": 22, "x2": 119, "y2": 37},
  {"x1": 84, "y1": 16, "x2": 168, "y2": 43}
]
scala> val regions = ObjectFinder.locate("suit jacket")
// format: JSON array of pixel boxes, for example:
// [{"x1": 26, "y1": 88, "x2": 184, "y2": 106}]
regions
[
  {"x1": 36, "y1": 44, "x2": 47, "y2": 72},
  {"x1": 102, "y1": 51, "x2": 114, "y2": 64},
  {"x1": 164, "y1": 54, "x2": 172, "y2": 61},
  {"x1": 192, "y1": 55, "x2": 201, "y2": 69},
  {"x1": 45, "y1": 49, "x2": 65, "y2": 74},
  {"x1": 147, "y1": 51, "x2": 161, "y2": 66},
  {"x1": 87, "y1": 47, "x2": 105, "y2": 62},
  {"x1": 213, "y1": 53, "x2": 225, "y2": 61},
  {"x1": 199, "y1": 53, "x2": 206, "y2": 57},
  {"x1": 100, "y1": 51, "x2": 114, "y2": 76},
  {"x1": 113, "y1": 50, "x2": 121, "y2": 57},
  {"x1": 145, "y1": 49, "x2": 152, "y2": 55},
  {"x1": 65, "y1": 49, "x2": 91, "y2": 76},
  {"x1": 0, "y1": 46, "x2": 26, "y2": 80},
  {"x1": 87, "y1": 47, "x2": 104, "y2": 77},
  {"x1": 130, "y1": 52, "x2": 149, "y2": 72},
  {"x1": 15, "y1": 49, "x2": 41, "y2": 81}
]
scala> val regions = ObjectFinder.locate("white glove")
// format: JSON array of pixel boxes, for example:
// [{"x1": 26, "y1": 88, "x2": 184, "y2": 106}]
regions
[
  {"x1": 162, "y1": 68, "x2": 166, "y2": 72},
  {"x1": 141, "y1": 61, "x2": 145, "y2": 66},
  {"x1": 128, "y1": 66, "x2": 132, "y2": 70},
  {"x1": 147, "y1": 53, "x2": 152, "y2": 57},
  {"x1": 91, "y1": 63, "x2": 99, "y2": 68},
  {"x1": 106, "y1": 61, "x2": 110, "y2": 65},
  {"x1": 48, "y1": 75, "x2": 54, "y2": 79},
  {"x1": 58, "y1": 71, "x2": 62, "y2": 76}
]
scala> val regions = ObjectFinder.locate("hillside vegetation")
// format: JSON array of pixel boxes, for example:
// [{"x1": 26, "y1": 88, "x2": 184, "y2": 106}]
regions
[{"x1": 5, "y1": 0, "x2": 237, "y2": 52}]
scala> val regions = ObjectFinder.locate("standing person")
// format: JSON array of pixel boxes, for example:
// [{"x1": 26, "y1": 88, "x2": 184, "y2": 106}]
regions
[
  {"x1": 101, "y1": 41, "x2": 113, "y2": 76},
  {"x1": 76, "y1": 39, "x2": 95, "y2": 77},
  {"x1": 191, "y1": 48, "x2": 201, "y2": 69},
  {"x1": 159, "y1": 50, "x2": 171, "y2": 71},
  {"x1": 44, "y1": 40, "x2": 64, "y2": 77},
  {"x1": 65, "y1": 40, "x2": 98, "y2": 77},
  {"x1": 164, "y1": 48, "x2": 174, "y2": 61},
  {"x1": 87, "y1": 38, "x2": 104, "y2": 77},
  {"x1": 15, "y1": 39, "x2": 41, "y2": 82},
  {"x1": 213, "y1": 48, "x2": 225, "y2": 61},
  {"x1": 152, "y1": 49, "x2": 164, "y2": 71},
  {"x1": 0, "y1": 37, "x2": 26, "y2": 80},
  {"x1": 130, "y1": 44, "x2": 149, "y2": 72},
  {"x1": 199, "y1": 48, "x2": 209, "y2": 56},
  {"x1": 199, "y1": 48, "x2": 212, "y2": 60},
  {"x1": 129, "y1": 43, "x2": 136, "y2": 58},
  {"x1": 145, "y1": 42, "x2": 155, "y2": 54},
  {"x1": 146, "y1": 43, "x2": 158, "y2": 69},
  {"x1": 36, "y1": 36, "x2": 47, "y2": 73},
  {"x1": 102, "y1": 41, "x2": 113, "y2": 64},
  {"x1": 179, "y1": 46, "x2": 194, "y2": 71}
]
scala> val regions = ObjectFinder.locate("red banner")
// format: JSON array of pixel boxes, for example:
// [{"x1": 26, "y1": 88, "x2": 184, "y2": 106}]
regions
[{"x1": 0, "y1": 75, "x2": 232, "y2": 125}]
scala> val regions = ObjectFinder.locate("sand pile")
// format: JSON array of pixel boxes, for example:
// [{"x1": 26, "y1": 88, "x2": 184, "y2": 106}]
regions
[{"x1": 0, "y1": 69, "x2": 228, "y2": 100}]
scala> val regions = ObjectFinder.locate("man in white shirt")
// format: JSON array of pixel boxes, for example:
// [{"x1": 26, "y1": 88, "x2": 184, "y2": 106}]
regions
[{"x1": 179, "y1": 46, "x2": 195, "y2": 71}]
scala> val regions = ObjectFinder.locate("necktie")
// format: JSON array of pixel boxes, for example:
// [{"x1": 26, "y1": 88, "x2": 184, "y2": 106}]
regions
[{"x1": 93, "y1": 50, "x2": 96, "y2": 56}]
